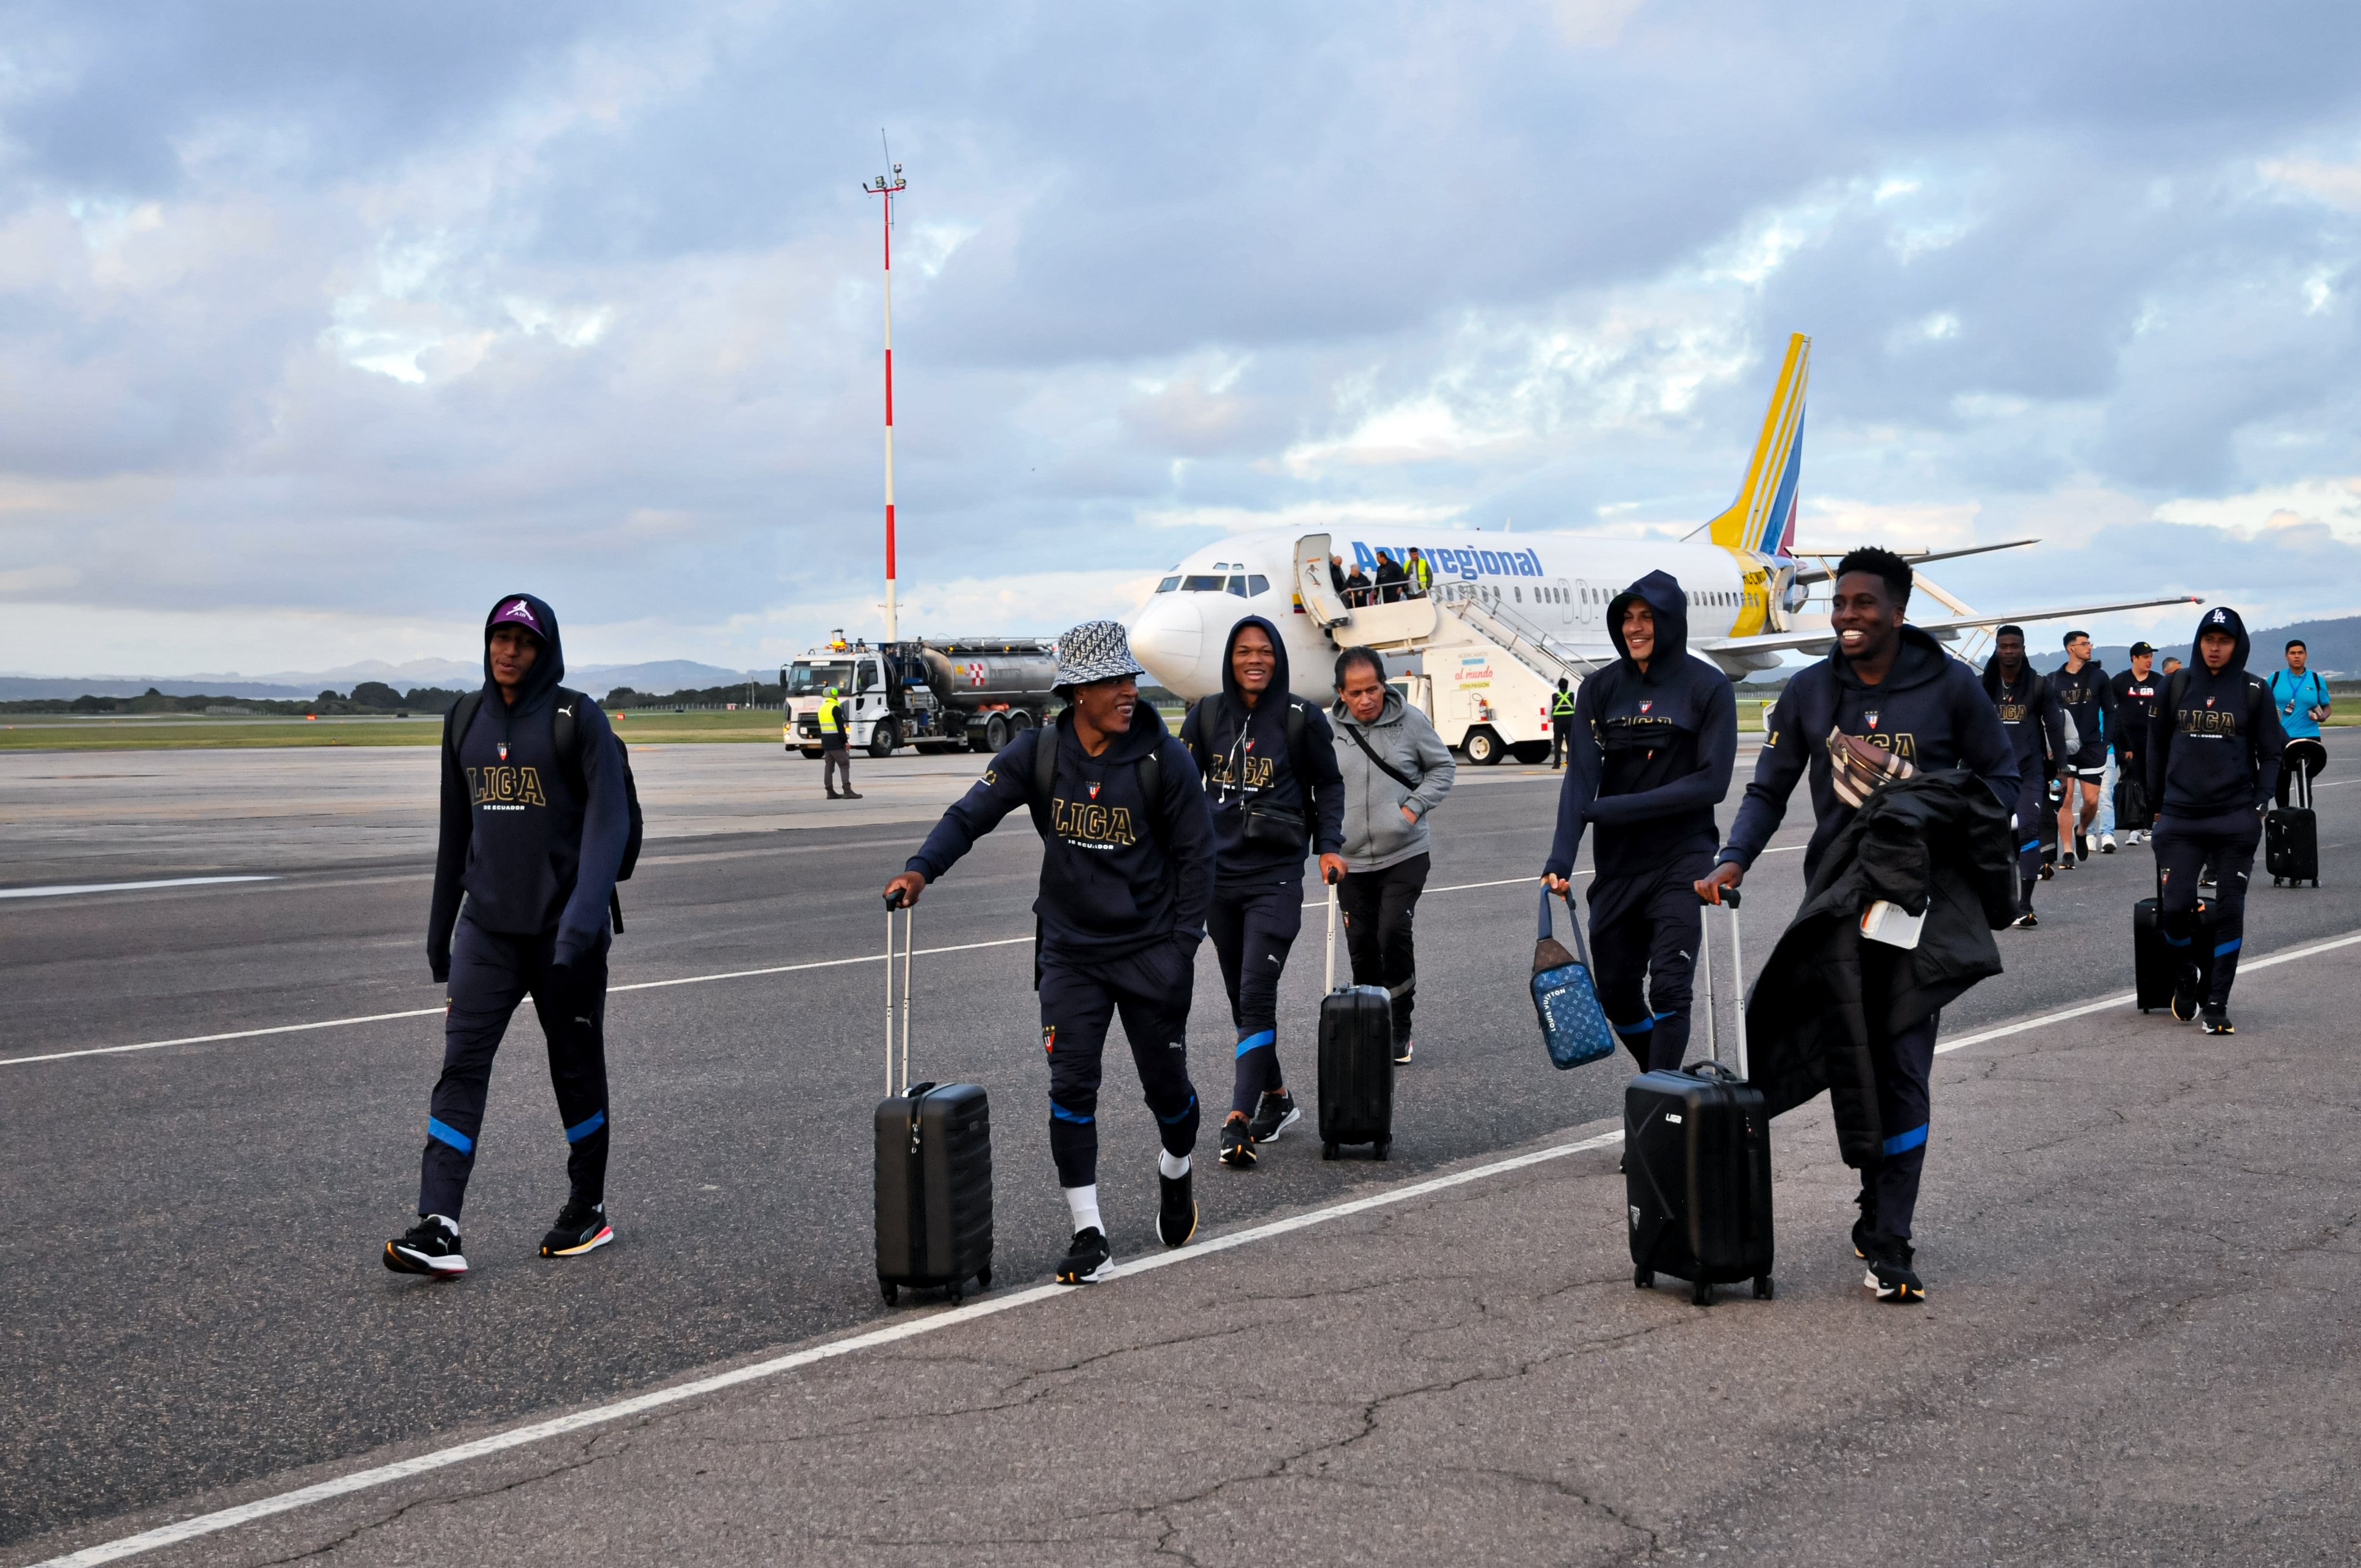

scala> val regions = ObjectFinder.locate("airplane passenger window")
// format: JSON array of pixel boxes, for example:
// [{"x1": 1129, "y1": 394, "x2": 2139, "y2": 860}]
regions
[
  {"x1": 1156, "y1": 576, "x2": 1180, "y2": 593},
  {"x1": 1227, "y1": 576, "x2": 1247, "y2": 596},
  {"x1": 1183, "y1": 574, "x2": 1224, "y2": 591},
  {"x1": 1248, "y1": 574, "x2": 1269, "y2": 595}
]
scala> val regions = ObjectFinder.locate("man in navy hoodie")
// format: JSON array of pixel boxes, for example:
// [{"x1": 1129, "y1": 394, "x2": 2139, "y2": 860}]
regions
[
  {"x1": 385, "y1": 594, "x2": 632, "y2": 1278},
  {"x1": 2146, "y1": 605, "x2": 2284, "y2": 1035},
  {"x1": 1540, "y1": 571, "x2": 1737, "y2": 1072},
  {"x1": 1699, "y1": 547, "x2": 2016, "y2": 1305},
  {"x1": 1981, "y1": 625, "x2": 2071, "y2": 927},
  {"x1": 1181, "y1": 616, "x2": 1346, "y2": 1168},
  {"x1": 885, "y1": 621, "x2": 1215, "y2": 1285}
]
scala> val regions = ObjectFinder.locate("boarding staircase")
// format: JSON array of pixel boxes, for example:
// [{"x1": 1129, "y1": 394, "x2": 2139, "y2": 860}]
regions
[{"x1": 1432, "y1": 582, "x2": 1603, "y2": 686}]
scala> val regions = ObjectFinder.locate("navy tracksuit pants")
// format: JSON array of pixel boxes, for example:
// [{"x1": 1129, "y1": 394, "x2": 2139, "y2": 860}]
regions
[
  {"x1": 1037, "y1": 939, "x2": 1201, "y2": 1188},
  {"x1": 2153, "y1": 808, "x2": 2262, "y2": 1010},
  {"x1": 1588, "y1": 851, "x2": 1713, "y2": 1073},
  {"x1": 1860, "y1": 1004, "x2": 1939, "y2": 1245},
  {"x1": 419, "y1": 915, "x2": 611, "y2": 1220},
  {"x1": 1209, "y1": 878, "x2": 1304, "y2": 1116},
  {"x1": 2011, "y1": 768, "x2": 2048, "y2": 907}
]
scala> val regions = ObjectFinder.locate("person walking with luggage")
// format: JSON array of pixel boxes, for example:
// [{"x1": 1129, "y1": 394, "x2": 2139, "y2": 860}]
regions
[
  {"x1": 1698, "y1": 547, "x2": 2016, "y2": 1303},
  {"x1": 2270, "y1": 639, "x2": 2332, "y2": 807},
  {"x1": 2147, "y1": 606, "x2": 2285, "y2": 1035},
  {"x1": 386, "y1": 594, "x2": 633, "y2": 1278},
  {"x1": 1549, "y1": 678, "x2": 1578, "y2": 769},
  {"x1": 2110, "y1": 642, "x2": 2163, "y2": 844},
  {"x1": 1182, "y1": 617, "x2": 1347, "y2": 1168},
  {"x1": 2049, "y1": 631, "x2": 2113, "y2": 864},
  {"x1": 884, "y1": 622, "x2": 1214, "y2": 1284},
  {"x1": 1982, "y1": 625, "x2": 2070, "y2": 927},
  {"x1": 819, "y1": 686, "x2": 861, "y2": 800},
  {"x1": 1331, "y1": 645, "x2": 1457, "y2": 1066},
  {"x1": 1542, "y1": 571, "x2": 1738, "y2": 1073}
]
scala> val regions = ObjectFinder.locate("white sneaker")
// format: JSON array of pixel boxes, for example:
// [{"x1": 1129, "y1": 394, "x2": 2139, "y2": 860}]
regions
[{"x1": 2099, "y1": 833, "x2": 2117, "y2": 853}]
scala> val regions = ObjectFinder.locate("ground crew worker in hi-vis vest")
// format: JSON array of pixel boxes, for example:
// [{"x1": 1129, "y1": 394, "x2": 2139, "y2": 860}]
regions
[
  {"x1": 1550, "y1": 679, "x2": 1579, "y2": 770},
  {"x1": 1407, "y1": 548, "x2": 1434, "y2": 598},
  {"x1": 819, "y1": 686, "x2": 860, "y2": 801}
]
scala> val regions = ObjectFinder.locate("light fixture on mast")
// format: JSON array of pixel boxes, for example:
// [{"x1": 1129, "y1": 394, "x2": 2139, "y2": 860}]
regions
[{"x1": 862, "y1": 146, "x2": 908, "y2": 643}]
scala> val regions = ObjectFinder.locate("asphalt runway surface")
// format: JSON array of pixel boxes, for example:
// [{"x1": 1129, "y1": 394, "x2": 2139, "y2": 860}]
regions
[{"x1": 8, "y1": 732, "x2": 2359, "y2": 1552}]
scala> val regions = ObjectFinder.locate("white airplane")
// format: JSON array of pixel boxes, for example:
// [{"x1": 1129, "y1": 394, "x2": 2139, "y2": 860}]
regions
[{"x1": 1128, "y1": 332, "x2": 2197, "y2": 763}]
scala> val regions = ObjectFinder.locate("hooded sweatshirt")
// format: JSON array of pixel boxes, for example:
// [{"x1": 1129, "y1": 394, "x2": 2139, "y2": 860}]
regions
[
  {"x1": 2145, "y1": 605, "x2": 2285, "y2": 817},
  {"x1": 1723, "y1": 624, "x2": 2018, "y2": 884},
  {"x1": 1980, "y1": 651, "x2": 2070, "y2": 775},
  {"x1": 1179, "y1": 615, "x2": 1346, "y2": 886},
  {"x1": 2047, "y1": 657, "x2": 2114, "y2": 757},
  {"x1": 1543, "y1": 571, "x2": 1738, "y2": 881},
  {"x1": 907, "y1": 699, "x2": 1215, "y2": 955},
  {"x1": 1328, "y1": 684, "x2": 1457, "y2": 872},
  {"x1": 427, "y1": 594, "x2": 632, "y2": 977}
]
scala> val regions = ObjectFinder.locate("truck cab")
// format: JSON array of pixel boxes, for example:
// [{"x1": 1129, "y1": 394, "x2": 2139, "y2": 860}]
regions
[{"x1": 783, "y1": 644, "x2": 935, "y2": 759}]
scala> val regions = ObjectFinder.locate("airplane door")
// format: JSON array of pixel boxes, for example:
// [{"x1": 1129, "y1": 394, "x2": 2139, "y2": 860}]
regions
[
  {"x1": 1554, "y1": 577, "x2": 1573, "y2": 628},
  {"x1": 1574, "y1": 580, "x2": 1598, "y2": 628},
  {"x1": 1294, "y1": 533, "x2": 1349, "y2": 628}
]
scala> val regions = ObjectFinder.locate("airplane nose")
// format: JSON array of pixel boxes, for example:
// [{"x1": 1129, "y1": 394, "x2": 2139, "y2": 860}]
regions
[{"x1": 1129, "y1": 594, "x2": 1207, "y2": 694}]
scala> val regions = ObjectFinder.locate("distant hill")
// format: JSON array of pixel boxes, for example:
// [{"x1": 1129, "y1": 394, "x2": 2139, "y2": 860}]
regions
[
  {"x1": 2027, "y1": 612, "x2": 2361, "y2": 679},
  {"x1": 0, "y1": 658, "x2": 762, "y2": 704}
]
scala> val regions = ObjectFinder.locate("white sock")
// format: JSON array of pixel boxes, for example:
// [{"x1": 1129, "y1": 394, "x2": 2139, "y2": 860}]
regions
[
  {"x1": 424, "y1": 1213, "x2": 458, "y2": 1236},
  {"x1": 1159, "y1": 1149, "x2": 1191, "y2": 1179},
  {"x1": 1064, "y1": 1184, "x2": 1101, "y2": 1236}
]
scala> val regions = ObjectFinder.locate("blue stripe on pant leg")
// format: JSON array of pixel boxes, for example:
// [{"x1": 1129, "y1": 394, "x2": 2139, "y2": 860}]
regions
[
  {"x1": 1050, "y1": 1101, "x2": 1094, "y2": 1124},
  {"x1": 1233, "y1": 1029, "x2": 1275, "y2": 1057},
  {"x1": 1882, "y1": 1123, "x2": 1928, "y2": 1157},
  {"x1": 1158, "y1": 1093, "x2": 1198, "y2": 1125},
  {"x1": 565, "y1": 1109, "x2": 606, "y2": 1143},
  {"x1": 427, "y1": 1118, "x2": 474, "y2": 1155},
  {"x1": 2214, "y1": 937, "x2": 2241, "y2": 957}
]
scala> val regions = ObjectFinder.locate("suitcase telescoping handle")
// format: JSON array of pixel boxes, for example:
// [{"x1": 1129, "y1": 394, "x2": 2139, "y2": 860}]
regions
[
  {"x1": 1324, "y1": 864, "x2": 1341, "y2": 992},
  {"x1": 883, "y1": 888, "x2": 916, "y2": 1097},
  {"x1": 1696, "y1": 884, "x2": 1745, "y2": 1077}
]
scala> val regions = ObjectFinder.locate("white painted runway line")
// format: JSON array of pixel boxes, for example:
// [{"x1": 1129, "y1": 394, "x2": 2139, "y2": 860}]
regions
[
  {"x1": 1, "y1": 871, "x2": 1609, "y2": 1070},
  {"x1": 39, "y1": 927, "x2": 2361, "y2": 1567},
  {"x1": 0, "y1": 876, "x2": 277, "y2": 900}
]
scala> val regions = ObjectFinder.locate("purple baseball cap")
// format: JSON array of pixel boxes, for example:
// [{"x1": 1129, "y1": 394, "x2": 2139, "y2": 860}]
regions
[{"x1": 488, "y1": 597, "x2": 545, "y2": 639}]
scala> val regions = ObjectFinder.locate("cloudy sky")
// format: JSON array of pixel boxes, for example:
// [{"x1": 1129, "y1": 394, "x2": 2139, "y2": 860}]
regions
[{"x1": 2, "y1": 0, "x2": 2358, "y2": 676}]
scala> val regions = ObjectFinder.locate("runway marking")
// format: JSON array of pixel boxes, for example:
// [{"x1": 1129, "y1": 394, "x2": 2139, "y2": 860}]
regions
[
  {"x1": 25, "y1": 1127, "x2": 1628, "y2": 1568},
  {"x1": 34, "y1": 928, "x2": 2361, "y2": 1565},
  {"x1": 0, "y1": 875, "x2": 278, "y2": 900}
]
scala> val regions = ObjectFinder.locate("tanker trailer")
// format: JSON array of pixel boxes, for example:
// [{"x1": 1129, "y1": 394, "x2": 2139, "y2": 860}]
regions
[{"x1": 782, "y1": 634, "x2": 1061, "y2": 758}]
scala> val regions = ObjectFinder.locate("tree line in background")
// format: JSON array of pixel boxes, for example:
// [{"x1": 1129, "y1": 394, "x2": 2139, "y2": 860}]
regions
[{"x1": 0, "y1": 680, "x2": 788, "y2": 717}]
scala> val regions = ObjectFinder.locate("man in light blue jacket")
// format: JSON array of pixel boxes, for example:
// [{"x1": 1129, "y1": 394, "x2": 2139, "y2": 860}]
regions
[{"x1": 1329, "y1": 646, "x2": 1457, "y2": 1064}]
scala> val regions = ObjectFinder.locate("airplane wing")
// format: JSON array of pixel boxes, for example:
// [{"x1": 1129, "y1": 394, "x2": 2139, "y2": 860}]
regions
[
  {"x1": 1784, "y1": 538, "x2": 2039, "y2": 586},
  {"x1": 1699, "y1": 594, "x2": 2204, "y2": 657}
]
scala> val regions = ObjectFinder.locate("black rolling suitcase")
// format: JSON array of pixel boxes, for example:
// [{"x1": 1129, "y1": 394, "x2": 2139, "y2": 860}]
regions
[
  {"x1": 1626, "y1": 889, "x2": 1774, "y2": 1306},
  {"x1": 874, "y1": 896, "x2": 993, "y2": 1305},
  {"x1": 2268, "y1": 750, "x2": 2320, "y2": 887},
  {"x1": 2132, "y1": 866, "x2": 2216, "y2": 1013},
  {"x1": 1316, "y1": 874, "x2": 1394, "y2": 1160}
]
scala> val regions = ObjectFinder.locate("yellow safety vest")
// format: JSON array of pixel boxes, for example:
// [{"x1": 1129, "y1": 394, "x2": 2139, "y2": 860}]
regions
[
  {"x1": 1410, "y1": 555, "x2": 1433, "y2": 592},
  {"x1": 1550, "y1": 689, "x2": 1577, "y2": 719},
  {"x1": 818, "y1": 698, "x2": 845, "y2": 734}
]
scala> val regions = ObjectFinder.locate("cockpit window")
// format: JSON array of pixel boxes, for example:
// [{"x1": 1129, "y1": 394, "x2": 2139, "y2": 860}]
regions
[
  {"x1": 1156, "y1": 576, "x2": 1180, "y2": 593},
  {"x1": 1182, "y1": 574, "x2": 1224, "y2": 592},
  {"x1": 1247, "y1": 574, "x2": 1269, "y2": 596},
  {"x1": 1227, "y1": 576, "x2": 1248, "y2": 596}
]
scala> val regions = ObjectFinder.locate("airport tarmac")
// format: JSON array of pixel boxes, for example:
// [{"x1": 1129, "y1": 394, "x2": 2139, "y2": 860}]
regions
[{"x1": 7, "y1": 733, "x2": 2359, "y2": 1562}]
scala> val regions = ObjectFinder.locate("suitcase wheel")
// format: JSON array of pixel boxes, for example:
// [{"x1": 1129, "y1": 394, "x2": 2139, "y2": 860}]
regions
[
  {"x1": 976, "y1": 1265, "x2": 993, "y2": 1292},
  {"x1": 1634, "y1": 1267, "x2": 1653, "y2": 1291},
  {"x1": 1754, "y1": 1275, "x2": 1774, "y2": 1301},
  {"x1": 1323, "y1": 1141, "x2": 1339, "y2": 1160},
  {"x1": 1692, "y1": 1279, "x2": 1714, "y2": 1307},
  {"x1": 1373, "y1": 1138, "x2": 1390, "y2": 1162},
  {"x1": 947, "y1": 1281, "x2": 964, "y2": 1307},
  {"x1": 881, "y1": 1281, "x2": 899, "y2": 1307}
]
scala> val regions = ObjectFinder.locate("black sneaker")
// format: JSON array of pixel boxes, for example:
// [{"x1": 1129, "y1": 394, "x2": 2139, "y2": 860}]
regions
[
  {"x1": 1392, "y1": 1037, "x2": 1414, "y2": 1066},
  {"x1": 1865, "y1": 1240, "x2": 1926, "y2": 1303},
  {"x1": 1056, "y1": 1226, "x2": 1113, "y2": 1284},
  {"x1": 2038, "y1": 862, "x2": 2055, "y2": 881},
  {"x1": 2170, "y1": 969, "x2": 2202, "y2": 1023},
  {"x1": 1218, "y1": 1116, "x2": 1256, "y2": 1169},
  {"x1": 2202, "y1": 1009, "x2": 2235, "y2": 1036},
  {"x1": 383, "y1": 1214, "x2": 467, "y2": 1278},
  {"x1": 1158, "y1": 1169, "x2": 1197, "y2": 1248},
  {"x1": 540, "y1": 1199, "x2": 613, "y2": 1258},
  {"x1": 841, "y1": 790, "x2": 864, "y2": 800},
  {"x1": 1247, "y1": 1090, "x2": 1301, "y2": 1144},
  {"x1": 2060, "y1": 851, "x2": 2077, "y2": 871},
  {"x1": 1852, "y1": 1214, "x2": 1875, "y2": 1261},
  {"x1": 2011, "y1": 909, "x2": 2038, "y2": 929}
]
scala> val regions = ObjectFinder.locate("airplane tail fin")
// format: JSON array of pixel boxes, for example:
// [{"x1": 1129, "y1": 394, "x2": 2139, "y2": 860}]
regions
[{"x1": 1707, "y1": 331, "x2": 1810, "y2": 562}]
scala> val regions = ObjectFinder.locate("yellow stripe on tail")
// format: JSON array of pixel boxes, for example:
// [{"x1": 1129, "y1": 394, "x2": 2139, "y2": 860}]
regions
[{"x1": 1707, "y1": 332, "x2": 1811, "y2": 561}]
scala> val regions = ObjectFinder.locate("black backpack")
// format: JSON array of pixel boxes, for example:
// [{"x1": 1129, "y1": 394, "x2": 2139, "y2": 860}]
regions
[{"x1": 448, "y1": 687, "x2": 645, "y2": 929}]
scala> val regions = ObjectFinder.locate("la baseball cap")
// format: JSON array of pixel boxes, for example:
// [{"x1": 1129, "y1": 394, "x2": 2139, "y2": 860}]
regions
[{"x1": 489, "y1": 597, "x2": 545, "y2": 639}]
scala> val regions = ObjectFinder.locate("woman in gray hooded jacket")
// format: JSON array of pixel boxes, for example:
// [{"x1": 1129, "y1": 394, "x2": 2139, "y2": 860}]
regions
[{"x1": 1328, "y1": 645, "x2": 1457, "y2": 1062}]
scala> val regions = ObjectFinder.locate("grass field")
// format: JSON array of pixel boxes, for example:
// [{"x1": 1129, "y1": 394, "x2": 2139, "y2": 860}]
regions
[{"x1": 0, "y1": 708, "x2": 786, "y2": 750}]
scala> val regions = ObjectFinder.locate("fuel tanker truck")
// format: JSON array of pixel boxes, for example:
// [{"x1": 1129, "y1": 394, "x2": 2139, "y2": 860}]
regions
[{"x1": 783, "y1": 632, "x2": 1061, "y2": 759}]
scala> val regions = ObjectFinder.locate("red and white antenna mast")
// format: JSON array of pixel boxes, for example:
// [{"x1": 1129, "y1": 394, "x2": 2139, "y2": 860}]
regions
[{"x1": 862, "y1": 146, "x2": 907, "y2": 643}]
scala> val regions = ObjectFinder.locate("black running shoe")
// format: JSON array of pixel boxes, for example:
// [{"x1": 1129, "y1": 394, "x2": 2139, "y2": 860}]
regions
[
  {"x1": 1158, "y1": 1169, "x2": 1197, "y2": 1248},
  {"x1": 1248, "y1": 1090, "x2": 1301, "y2": 1144},
  {"x1": 1056, "y1": 1226, "x2": 1113, "y2": 1284},
  {"x1": 539, "y1": 1199, "x2": 613, "y2": 1258},
  {"x1": 2202, "y1": 1009, "x2": 2235, "y2": 1036},
  {"x1": 1393, "y1": 1037, "x2": 1414, "y2": 1066},
  {"x1": 2038, "y1": 862, "x2": 2054, "y2": 881},
  {"x1": 383, "y1": 1214, "x2": 467, "y2": 1278},
  {"x1": 1865, "y1": 1241, "x2": 1926, "y2": 1303},
  {"x1": 1852, "y1": 1214, "x2": 1875, "y2": 1261},
  {"x1": 1218, "y1": 1116, "x2": 1256, "y2": 1169},
  {"x1": 2060, "y1": 851, "x2": 2077, "y2": 871},
  {"x1": 2011, "y1": 910, "x2": 2038, "y2": 929},
  {"x1": 2170, "y1": 970, "x2": 2202, "y2": 1023}
]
